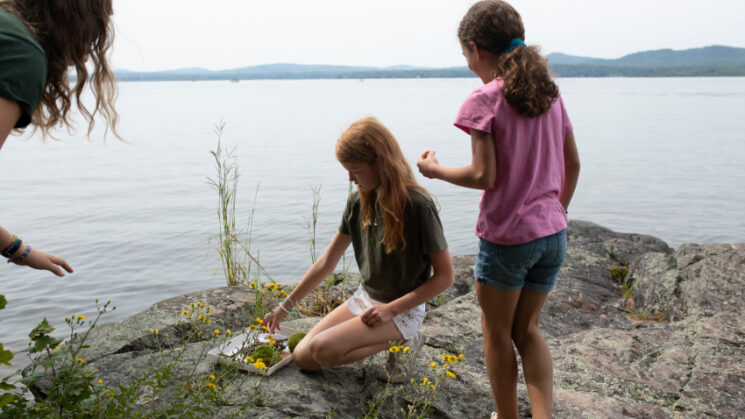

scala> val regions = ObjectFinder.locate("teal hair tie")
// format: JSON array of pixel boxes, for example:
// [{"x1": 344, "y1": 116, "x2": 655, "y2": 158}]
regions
[{"x1": 504, "y1": 38, "x2": 525, "y2": 53}]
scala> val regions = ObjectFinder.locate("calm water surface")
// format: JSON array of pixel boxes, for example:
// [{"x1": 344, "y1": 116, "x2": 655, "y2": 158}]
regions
[{"x1": 1, "y1": 77, "x2": 744, "y2": 374}]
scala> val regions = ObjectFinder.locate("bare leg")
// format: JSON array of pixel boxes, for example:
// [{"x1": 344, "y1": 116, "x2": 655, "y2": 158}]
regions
[
  {"x1": 476, "y1": 282, "x2": 522, "y2": 419},
  {"x1": 293, "y1": 302, "x2": 403, "y2": 371},
  {"x1": 511, "y1": 290, "x2": 552, "y2": 419}
]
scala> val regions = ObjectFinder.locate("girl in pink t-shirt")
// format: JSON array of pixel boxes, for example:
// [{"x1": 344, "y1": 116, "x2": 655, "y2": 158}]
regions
[{"x1": 417, "y1": 1, "x2": 580, "y2": 417}]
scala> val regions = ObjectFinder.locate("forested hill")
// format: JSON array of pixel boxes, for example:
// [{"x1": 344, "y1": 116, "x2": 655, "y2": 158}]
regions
[
  {"x1": 546, "y1": 45, "x2": 745, "y2": 77},
  {"x1": 115, "y1": 45, "x2": 745, "y2": 81}
]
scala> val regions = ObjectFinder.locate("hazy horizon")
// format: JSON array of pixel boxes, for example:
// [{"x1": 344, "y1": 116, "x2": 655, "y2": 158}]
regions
[{"x1": 111, "y1": 0, "x2": 745, "y2": 72}]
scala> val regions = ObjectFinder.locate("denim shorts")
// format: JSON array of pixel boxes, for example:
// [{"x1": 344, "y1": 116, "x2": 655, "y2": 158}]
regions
[{"x1": 474, "y1": 229, "x2": 566, "y2": 293}]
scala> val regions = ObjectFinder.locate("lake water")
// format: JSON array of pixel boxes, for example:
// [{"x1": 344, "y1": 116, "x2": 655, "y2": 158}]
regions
[{"x1": 1, "y1": 77, "x2": 744, "y2": 375}]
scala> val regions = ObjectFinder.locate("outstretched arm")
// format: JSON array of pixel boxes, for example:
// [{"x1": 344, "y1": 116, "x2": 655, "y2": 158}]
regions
[
  {"x1": 417, "y1": 128, "x2": 496, "y2": 190},
  {"x1": 559, "y1": 131, "x2": 580, "y2": 211},
  {"x1": 1, "y1": 225, "x2": 73, "y2": 277},
  {"x1": 360, "y1": 248, "x2": 454, "y2": 328},
  {"x1": 264, "y1": 231, "x2": 352, "y2": 332}
]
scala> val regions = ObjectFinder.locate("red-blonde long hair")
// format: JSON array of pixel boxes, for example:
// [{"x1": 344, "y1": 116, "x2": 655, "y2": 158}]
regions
[{"x1": 335, "y1": 117, "x2": 427, "y2": 253}]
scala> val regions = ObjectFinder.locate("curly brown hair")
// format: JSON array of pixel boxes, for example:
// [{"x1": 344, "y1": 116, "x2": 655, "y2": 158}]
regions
[
  {"x1": 458, "y1": 0, "x2": 558, "y2": 117},
  {"x1": 336, "y1": 117, "x2": 430, "y2": 254},
  {"x1": 1, "y1": 0, "x2": 120, "y2": 138}
]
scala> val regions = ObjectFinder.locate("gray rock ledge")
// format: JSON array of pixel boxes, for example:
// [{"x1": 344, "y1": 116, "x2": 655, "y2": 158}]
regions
[{"x1": 31, "y1": 221, "x2": 745, "y2": 418}]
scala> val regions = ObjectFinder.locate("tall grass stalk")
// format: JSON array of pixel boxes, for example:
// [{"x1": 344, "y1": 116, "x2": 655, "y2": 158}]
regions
[
  {"x1": 208, "y1": 122, "x2": 241, "y2": 286},
  {"x1": 307, "y1": 184, "x2": 322, "y2": 264}
]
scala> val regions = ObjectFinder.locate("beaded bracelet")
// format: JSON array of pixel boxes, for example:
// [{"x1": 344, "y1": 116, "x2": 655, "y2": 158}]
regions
[
  {"x1": 2, "y1": 236, "x2": 22, "y2": 258},
  {"x1": 8, "y1": 245, "x2": 31, "y2": 264},
  {"x1": 277, "y1": 304, "x2": 291, "y2": 314}
]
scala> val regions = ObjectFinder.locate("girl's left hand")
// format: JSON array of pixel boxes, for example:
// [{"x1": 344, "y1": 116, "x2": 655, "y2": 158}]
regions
[
  {"x1": 360, "y1": 304, "x2": 396, "y2": 328},
  {"x1": 417, "y1": 150, "x2": 440, "y2": 178}
]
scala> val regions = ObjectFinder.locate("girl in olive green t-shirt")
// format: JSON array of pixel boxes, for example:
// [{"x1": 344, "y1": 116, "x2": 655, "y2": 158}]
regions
[{"x1": 265, "y1": 117, "x2": 455, "y2": 372}]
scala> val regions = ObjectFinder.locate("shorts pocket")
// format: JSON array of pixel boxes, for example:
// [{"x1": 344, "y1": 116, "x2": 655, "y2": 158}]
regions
[{"x1": 494, "y1": 240, "x2": 537, "y2": 271}]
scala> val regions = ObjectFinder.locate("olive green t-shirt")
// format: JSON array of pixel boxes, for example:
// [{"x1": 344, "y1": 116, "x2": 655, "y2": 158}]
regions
[
  {"x1": 339, "y1": 188, "x2": 448, "y2": 303},
  {"x1": 0, "y1": 10, "x2": 47, "y2": 128}
]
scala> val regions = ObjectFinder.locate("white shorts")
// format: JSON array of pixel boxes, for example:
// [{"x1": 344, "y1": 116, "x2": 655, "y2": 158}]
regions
[{"x1": 345, "y1": 285, "x2": 425, "y2": 340}]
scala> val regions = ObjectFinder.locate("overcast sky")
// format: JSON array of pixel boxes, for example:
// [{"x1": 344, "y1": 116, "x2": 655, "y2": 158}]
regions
[{"x1": 111, "y1": 0, "x2": 745, "y2": 72}]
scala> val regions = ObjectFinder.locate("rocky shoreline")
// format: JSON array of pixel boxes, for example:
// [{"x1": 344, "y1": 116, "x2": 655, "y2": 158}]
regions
[{"x1": 34, "y1": 221, "x2": 745, "y2": 418}]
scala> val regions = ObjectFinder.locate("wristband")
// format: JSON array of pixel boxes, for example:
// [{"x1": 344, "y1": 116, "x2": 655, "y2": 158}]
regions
[
  {"x1": 284, "y1": 296, "x2": 296, "y2": 307},
  {"x1": 8, "y1": 245, "x2": 31, "y2": 264},
  {"x1": 279, "y1": 300, "x2": 294, "y2": 312},
  {"x1": 277, "y1": 304, "x2": 291, "y2": 314},
  {"x1": 2, "y1": 236, "x2": 22, "y2": 258}
]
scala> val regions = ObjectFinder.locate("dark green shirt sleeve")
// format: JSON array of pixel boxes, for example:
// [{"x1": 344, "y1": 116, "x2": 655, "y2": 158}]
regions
[
  {"x1": 418, "y1": 196, "x2": 448, "y2": 255},
  {"x1": 0, "y1": 11, "x2": 47, "y2": 128}
]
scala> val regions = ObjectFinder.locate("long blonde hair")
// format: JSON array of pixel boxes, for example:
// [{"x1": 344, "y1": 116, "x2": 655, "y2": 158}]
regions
[
  {"x1": 336, "y1": 117, "x2": 427, "y2": 253},
  {"x1": 1, "y1": 0, "x2": 120, "y2": 138}
]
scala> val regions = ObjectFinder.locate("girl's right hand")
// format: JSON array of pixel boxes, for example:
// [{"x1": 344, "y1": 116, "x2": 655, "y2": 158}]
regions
[
  {"x1": 14, "y1": 247, "x2": 73, "y2": 277},
  {"x1": 417, "y1": 150, "x2": 440, "y2": 178},
  {"x1": 263, "y1": 305, "x2": 289, "y2": 334}
]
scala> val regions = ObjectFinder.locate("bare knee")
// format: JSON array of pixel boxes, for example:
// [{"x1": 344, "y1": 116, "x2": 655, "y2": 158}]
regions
[
  {"x1": 303, "y1": 335, "x2": 340, "y2": 368},
  {"x1": 482, "y1": 324, "x2": 513, "y2": 349},
  {"x1": 512, "y1": 324, "x2": 541, "y2": 353},
  {"x1": 292, "y1": 339, "x2": 321, "y2": 371}
]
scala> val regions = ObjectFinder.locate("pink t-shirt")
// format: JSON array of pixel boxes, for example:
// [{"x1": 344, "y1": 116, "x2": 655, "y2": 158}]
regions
[{"x1": 454, "y1": 78, "x2": 572, "y2": 245}]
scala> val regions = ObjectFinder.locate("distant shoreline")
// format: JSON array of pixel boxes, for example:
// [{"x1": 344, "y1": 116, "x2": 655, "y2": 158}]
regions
[
  {"x1": 113, "y1": 45, "x2": 745, "y2": 81},
  {"x1": 113, "y1": 69, "x2": 745, "y2": 83}
]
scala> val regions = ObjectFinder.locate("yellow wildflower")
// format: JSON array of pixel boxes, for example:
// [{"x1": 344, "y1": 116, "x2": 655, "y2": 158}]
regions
[
  {"x1": 256, "y1": 317, "x2": 263, "y2": 324},
  {"x1": 54, "y1": 346, "x2": 59, "y2": 350},
  {"x1": 209, "y1": 374, "x2": 215, "y2": 381},
  {"x1": 458, "y1": 354, "x2": 464, "y2": 359},
  {"x1": 75, "y1": 357, "x2": 85, "y2": 364},
  {"x1": 388, "y1": 346, "x2": 400, "y2": 353},
  {"x1": 443, "y1": 363, "x2": 449, "y2": 369},
  {"x1": 98, "y1": 379, "x2": 103, "y2": 384},
  {"x1": 207, "y1": 382, "x2": 217, "y2": 393},
  {"x1": 76, "y1": 315, "x2": 86, "y2": 321},
  {"x1": 253, "y1": 360, "x2": 267, "y2": 369},
  {"x1": 429, "y1": 362, "x2": 436, "y2": 369},
  {"x1": 181, "y1": 310, "x2": 190, "y2": 316},
  {"x1": 213, "y1": 329, "x2": 220, "y2": 335},
  {"x1": 269, "y1": 339, "x2": 276, "y2": 346},
  {"x1": 410, "y1": 378, "x2": 416, "y2": 384},
  {"x1": 249, "y1": 282, "x2": 257, "y2": 288},
  {"x1": 65, "y1": 316, "x2": 70, "y2": 322},
  {"x1": 226, "y1": 329, "x2": 232, "y2": 335},
  {"x1": 268, "y1": 283, "x2": 277, "y2": 291},
  {"x1": 207, "y1": 308, "x2": 212, "y2": 314},
  {"x1": 155, "y1": 329, "x2": 159, "y2": 334},
  {"x1": 207, "y1": 319, "x2": 211, "y2": 325},
  {"x1": 446, "y1": 371, "x2": 457, "y2": 379},
  {"x1": 421, "y1": 377, "x2": 429, "y2": 383},
  {"x1": 403, "y1": 346, "x2": 411, "y2": 353},
  {"x1": 244, "y1": 356, "x2": 254, "y2": 363},
  {"x1": 260, "y1": 290, "x2": 266, "y2": 295},
  {"x1": 261, "y1": 325, "x2": 269, "y2": 331},
  {"x1": 430, "y1": 384, "x2": 436, "y2": 390},
  {"x1": 280, "y1": 290, "x2": 288, "y2": 296},
  {"x1": 249, "y1": 325, "x2": 257, "y2": 331},
  {"x1": 442, "y1": 354, "x2": 458, "y2": 364},
  {"x1": 149, "y1": 328, "x2": 154, "y2": 333}
]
